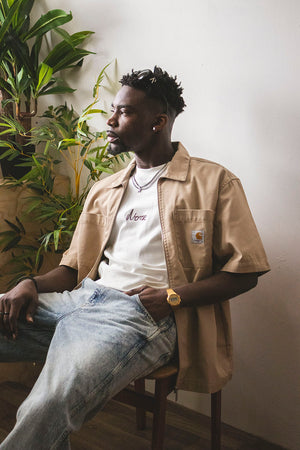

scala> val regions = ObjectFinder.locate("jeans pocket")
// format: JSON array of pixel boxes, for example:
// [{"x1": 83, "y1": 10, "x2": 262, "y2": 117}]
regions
[
  {"x1": 84, "y1": 288, "x2": 104, "y2": 306},
  {"x1": 134, "y1": 294, "x2": 158, "y2": 326}
]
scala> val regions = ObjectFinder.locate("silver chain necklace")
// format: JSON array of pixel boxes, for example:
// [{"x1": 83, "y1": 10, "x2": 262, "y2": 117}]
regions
[{"x1": 132, "y1": 164, "x2": 167, "y2": 193}]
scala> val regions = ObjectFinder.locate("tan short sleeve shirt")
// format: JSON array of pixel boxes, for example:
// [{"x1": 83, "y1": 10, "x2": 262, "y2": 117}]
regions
[{"x1": 60, "y1": 143, "x2": 270, "y2": 393}]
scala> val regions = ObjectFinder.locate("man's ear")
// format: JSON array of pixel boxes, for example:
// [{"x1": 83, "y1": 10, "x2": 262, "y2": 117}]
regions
[{"x1": 152, "y1": 113, "x2": 168, "y2": 132}]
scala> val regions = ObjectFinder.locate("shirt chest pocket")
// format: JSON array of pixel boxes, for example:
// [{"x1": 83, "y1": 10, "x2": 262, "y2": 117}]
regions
[
  {"x1": 77, "y1": 213, "x2": 109, "y2": 253},
  {"x1": 173, "y1": 209, "x2": 215, "y2": 269}
]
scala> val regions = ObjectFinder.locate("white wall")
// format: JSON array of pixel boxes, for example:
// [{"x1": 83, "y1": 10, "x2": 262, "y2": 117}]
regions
[{"x1": 36, "y1": 1, "x2": 300, "y2": 448}]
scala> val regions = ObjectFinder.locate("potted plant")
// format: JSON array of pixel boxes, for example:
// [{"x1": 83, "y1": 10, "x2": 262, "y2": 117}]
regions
[
  {"x1": 0, "y1": 66, "x2": 131, "y2": 289},
  {"x1": 0, "y1": 0, "x2": 94, "y2": 177}
]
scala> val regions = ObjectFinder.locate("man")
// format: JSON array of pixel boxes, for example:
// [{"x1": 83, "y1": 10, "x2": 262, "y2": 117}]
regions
[{"x1": 0, "y1": 67, "x2": 270, "y2": 449}]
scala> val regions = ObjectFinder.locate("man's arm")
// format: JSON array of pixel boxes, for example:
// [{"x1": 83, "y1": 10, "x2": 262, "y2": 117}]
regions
[
  {"x1": 126, "y1": 272, "x2": 258, "y2": 322},
  {"x1": 175, "y1": 271, "x2": 258, "y2": 306},
  {"x1": 34, "y1": 265, "x2": 78, "y2": 293},
  {"x1": 0, "y1": 265, "x2": 78, "y2": 339}
]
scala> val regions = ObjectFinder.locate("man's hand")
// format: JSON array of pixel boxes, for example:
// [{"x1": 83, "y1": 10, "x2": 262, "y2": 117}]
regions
[
  {"x1": 0, "y1": 265, "x2": 77, "y2": 340},
  {"x1": 0, "y1": 279, "x2": 38, "y2": 340},
  {"x1": 125, "y1": 286, "x2": 172, "y2": 322}
]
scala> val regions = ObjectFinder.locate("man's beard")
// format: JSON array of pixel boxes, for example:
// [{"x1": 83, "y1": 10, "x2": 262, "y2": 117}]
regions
[{"x1": 107, "y1": 142, "x2": 128, "y2": 156}]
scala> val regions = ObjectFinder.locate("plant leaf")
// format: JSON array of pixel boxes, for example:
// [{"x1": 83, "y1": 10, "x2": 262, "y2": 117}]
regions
[
  {"x1": 93, "y1": 62, "x2": 111, "y2": 98},
  {"x1": 43, "y1": 31, "x2": 94, "y2": 68},
  {"x1": 36, "y1": 63, "x2": 53, "y2": 92},
  {"x1": 15, "y1": 216, "x2": 26, "y2": 234},
  {"x1": 17, "y1": 0, "x2": 34, "y2": 22},
  {"x1": 52, "y1": 27, "x2": 75, "y2": 48},
  {"x1": 1, "y1": 235, "x2": 21, "y2": 252},
  {"x1": 0, "y1": 148, "x2": 14, "y2": 158},
  {"x1": 0, "y1": 0, "x2": 24, "y2": 44},
  {"x1": 50, "y1": 49, "x2": 94, "y2": 73},
  {"x1": 4, "y1": 31, "x2": 35, "y2": 78},
  {"x1": 30, "y1": 34, "x2": 42, "y2": 69},
  {"x1": 53, "y1": 229, "x2": 60, "y2": 250},
  {"x1": 23, "y1": 9, "x2": 73, "y2": 40},
  {"x1": 4, "y1": 218, "x2": 21, "y2": 233},
  {"x1": 38, "y1": 85, "x2": 75, "y2": 96}
]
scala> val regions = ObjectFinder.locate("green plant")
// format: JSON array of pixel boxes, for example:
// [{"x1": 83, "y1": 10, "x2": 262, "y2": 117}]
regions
[
  {"x1": 0, "y1": 0, "x2": 94, "y2": 177},
  {"x1": 0, "y1": 67, "x2": 131, "y2": 288}
]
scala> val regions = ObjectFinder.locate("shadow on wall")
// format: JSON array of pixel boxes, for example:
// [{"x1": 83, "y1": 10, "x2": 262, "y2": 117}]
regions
[{"x1": 229, "y1": 270, "x2": 299, "y2": 448}]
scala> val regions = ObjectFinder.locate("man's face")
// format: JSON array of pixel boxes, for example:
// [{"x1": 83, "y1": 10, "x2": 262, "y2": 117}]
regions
[{"x1": 106, "y1": 86, "x2": 159, "y2": 155}]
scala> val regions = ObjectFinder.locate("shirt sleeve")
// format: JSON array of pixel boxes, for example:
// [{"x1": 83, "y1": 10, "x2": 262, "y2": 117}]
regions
[{"x1": 213, "y1": 178, "x2": 270, "y2": 275}]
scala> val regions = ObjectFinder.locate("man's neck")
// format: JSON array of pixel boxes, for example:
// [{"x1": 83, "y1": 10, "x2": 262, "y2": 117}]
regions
[{"x1": 134, "y1": 142, "x2": 175, "y2": 169}]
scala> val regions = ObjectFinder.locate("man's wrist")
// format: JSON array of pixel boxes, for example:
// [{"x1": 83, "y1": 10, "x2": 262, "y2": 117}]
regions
[
  {"x1": 166, "y1": 288, "x2": 181, "y2": 307},
  {"x1": 18, "y1": 276, "x2": 38, "y2": 292}
]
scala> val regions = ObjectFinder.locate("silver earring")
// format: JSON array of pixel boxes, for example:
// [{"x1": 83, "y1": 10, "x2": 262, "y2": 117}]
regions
[{"x1": 153, "y1": 127, "x2": 157, "y2": 132}]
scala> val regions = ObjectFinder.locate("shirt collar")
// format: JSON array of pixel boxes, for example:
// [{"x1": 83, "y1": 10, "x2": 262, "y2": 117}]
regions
[
  {"x1": 109, "y1": 142, "x2": 190, "y2": 188},
  {"x1": 164, "y1": 142, "x2": 190, "y2": 181}
]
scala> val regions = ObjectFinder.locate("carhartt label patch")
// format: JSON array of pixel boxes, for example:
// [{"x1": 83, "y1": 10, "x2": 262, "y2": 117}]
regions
[{"x1": 192, "y1": 230, "x2": 204, "y2": 244}]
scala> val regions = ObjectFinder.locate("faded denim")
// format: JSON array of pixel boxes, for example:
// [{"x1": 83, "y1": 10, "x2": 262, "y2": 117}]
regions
[{"x1": 0, "y1": 278, "x2": 176, "y2": 449}]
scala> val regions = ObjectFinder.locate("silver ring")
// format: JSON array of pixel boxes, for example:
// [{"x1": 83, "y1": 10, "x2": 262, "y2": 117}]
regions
[{"x1": 3, "y1": 312, "x2": 9, "y2": 315}]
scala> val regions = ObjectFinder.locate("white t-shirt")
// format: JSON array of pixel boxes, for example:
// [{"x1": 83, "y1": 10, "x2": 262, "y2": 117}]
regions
[{"x1": 97, "y1": 164, "x2": 169, "y2": 291}]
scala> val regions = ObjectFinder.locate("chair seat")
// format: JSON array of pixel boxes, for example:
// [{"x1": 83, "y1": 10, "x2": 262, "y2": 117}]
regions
[{"x1": 146, "y1": 363, "x2": 178, "y2": 379}]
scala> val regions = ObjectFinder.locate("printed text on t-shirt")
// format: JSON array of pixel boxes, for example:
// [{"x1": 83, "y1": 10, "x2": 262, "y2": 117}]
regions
[{"x1": 126, "y1": 209, "x2": 147, "y2": 221}]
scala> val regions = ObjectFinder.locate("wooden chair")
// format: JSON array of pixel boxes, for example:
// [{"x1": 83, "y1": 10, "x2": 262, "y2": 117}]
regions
[{"x1": 114, "y1": 362, "x2": 222, "y2": 450}]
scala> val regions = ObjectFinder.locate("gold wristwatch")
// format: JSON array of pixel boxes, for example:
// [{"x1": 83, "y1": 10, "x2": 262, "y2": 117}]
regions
[{"x1": 166, "y1": 288, "x2": 181, "y2": 307}]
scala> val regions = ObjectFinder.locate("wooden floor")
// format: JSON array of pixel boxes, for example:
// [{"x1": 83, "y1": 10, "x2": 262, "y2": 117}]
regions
[{"x1": 0, "y1": 381, "x2": 286, "y2": 450}]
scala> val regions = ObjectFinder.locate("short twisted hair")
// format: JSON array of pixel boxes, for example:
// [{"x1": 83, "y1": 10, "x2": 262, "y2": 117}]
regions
[{"x1": 120, "y1": 66, "x2": 186, "y2": 117}]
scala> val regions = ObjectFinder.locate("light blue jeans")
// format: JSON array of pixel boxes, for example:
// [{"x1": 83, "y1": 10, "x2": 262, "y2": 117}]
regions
[{"x1": 0, "y1": 278, "x2": 177, "y2": 449}]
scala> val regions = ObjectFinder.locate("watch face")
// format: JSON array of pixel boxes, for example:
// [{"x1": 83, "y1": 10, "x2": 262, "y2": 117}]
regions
[
  {"x1": 167, "y1": 289, "x2": 181, "y2": 306},
  {"x1": 168, "y1": 293, "x2": 181, "y2": 305}
]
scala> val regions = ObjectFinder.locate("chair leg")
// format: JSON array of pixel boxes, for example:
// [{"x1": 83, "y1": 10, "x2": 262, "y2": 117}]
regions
[
  {"x1": 134, "y1": 378, "x2": 146, "y2": 429},
  {"x1": 211, "y1": 390, "x2": 222, "y2": 450},
  {"x1": 151, "y1": 378, "x2": 170, "y2": 450}
]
